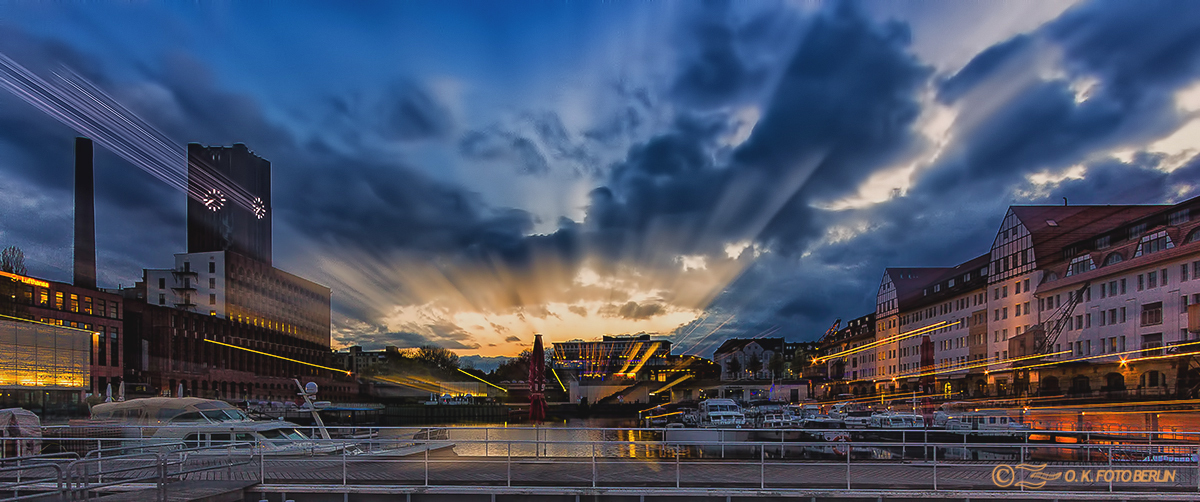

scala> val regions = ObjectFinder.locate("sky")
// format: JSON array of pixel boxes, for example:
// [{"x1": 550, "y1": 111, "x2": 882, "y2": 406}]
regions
[{"x1": 2, "y1": 0, "x2": 1200, "y2": 360}]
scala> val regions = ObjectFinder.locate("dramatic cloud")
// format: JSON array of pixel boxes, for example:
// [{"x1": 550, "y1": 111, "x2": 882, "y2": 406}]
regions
[{"x1": 2, "y1": 0, "x2": 1199, "y2": 357}]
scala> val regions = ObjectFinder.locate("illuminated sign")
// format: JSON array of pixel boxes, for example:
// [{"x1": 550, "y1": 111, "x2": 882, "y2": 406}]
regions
[{"x1": 0, "y1": 271, "x2": 49, "y2": 289}]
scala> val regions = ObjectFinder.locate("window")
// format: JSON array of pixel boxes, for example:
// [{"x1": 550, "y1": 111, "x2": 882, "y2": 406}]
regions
[
  {"x1": 1135, "y1": 230, "x2": 1173, "y2": 257},
  {"x1": 110, "y1": 302, "x2": 118, "y2": 319},
  {"x1": 1141, "y1": 302, "x2": 1162, "y2": 326},
  {"x1": 209, "y1": 293, "x2": 216, "y2": 305},
  {"x1": 1148, "y1": 271, "x2": 1157, "y2": 289},
  {"x1": 1162, "y1": 268, "x2": 1168, "y2": 285},
  {"x1": 1129, "y1": 222, "x2": 1148, "y2": 239},
  {"x1": 1015, "y1": 281, "x2": 1021, "y2": 294},
  {"x1": 209, "y1": 278, "x2": 216, "y2": 289},
  {"x1": 1183, "y1": 264, "x2": 1190, "y2": 282},
  {"x1": 1120, "y1": 307, "x2": 1127, "y2": 323},
  {"x1": 158, "y1": 277, "x2": 166, "y2": 289},
  {"x1": 1103, "y1": 252, "x2": 1123, "y2": 266},
  {"x1": 1003, "y1": 286, "x2": 1008, "y2": 298},
  {"x1": 1169, "y1": 209, "x2": 1190, "y2": 225},
  {"x1": 110, "y1": 329, "x2": 119, "y2": 367},
  {"x1": 83, "y1": 296, "x2": 93, "y2": 315},
  {"x1": 1067, "y1": 255, "x2": 1095, "y2": 276},
  {"x1": 1002, "y1": 307, "x2": 1008, "y2": 319},
  {"x1": 1095, "y1": 235, "x2": 1111, "y2": 249},
  {"x1": 70, "y1": 294, "x2": 79, "y2": 312},
  {"x1": 209, "y1": 261, "x2": 216, "y2": 273},
  {"x1": 1188, "y1": 229, "x2": 1200, "y2": 244},
  {"x1": 1101, "y1": 284, "x2": 1107, "y2": 299},
  {"x1": 97, "y1": 327, "x2": 106, "y2": 366},
  {"x1": 159, "y1": 294, "x2": 165, "y2": 305},
  {"x1": 1182, "y1": 296, "x2": 1190, "y2": 314},
  {"x1": 1121, "y1": 278, "x2": 1127, "y2": 294},
  {"x1": 1024, "y1": 302, "x2": 1030, "y2": 315},
  {"x1": 1138, "y1": 274, "x2": 1145, "y2": 291},
  {"x1": 183, "y1": 261, "x2": 191, "y2": 272},
  {"x1": 1015, "y1": 303, "x2": 1021, "y2": 316}
]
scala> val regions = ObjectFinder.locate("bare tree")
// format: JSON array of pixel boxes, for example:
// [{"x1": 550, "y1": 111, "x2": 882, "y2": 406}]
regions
[{"x1": 1, "y1": 246, "x2": 26, "y2": 275}]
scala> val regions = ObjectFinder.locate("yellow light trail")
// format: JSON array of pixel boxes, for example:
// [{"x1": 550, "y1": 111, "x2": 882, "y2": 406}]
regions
[
  {"x1": 979, "y1": 398, "x2": 1200, "y2": 413},
  {"x1": 203, "y1": 339, "x2": 350, "y2": 375},
  {"x1": 456, "y1": 368, "x2": 508, "y2": 393},
  {"x1": 815, "y1": 321, "x2": 955, "y2": 364},
  {"x1": 1119, "y1": 348, "x2": 1200, "y2": 365},
  {"x1": 551, "y1": 368, "x2": 567, "y2": 392},
  {"x1": 371, "y1": 375, "x2": 441, "y2": 394},
  {"x1": 894, "y1": 350, "x2": 1073, "y2": 379},
  {"x1": 991, "y1": 339, "x2": 1200, "y2": 374},
  {"x1": 615, "y1": 342, "x2": 644, "y2": 375},
  {"x1": 650, "y1": 374, "x2": 693, "y2": 396},
  {"x1": 624, "y1": 342, "x2": 658, "y2": 377},
  {"x1": 0, "y1": 312, "x2": 101, "y2": 334},
  {"x1": 645, "y1": 411, "x2": 683, "y2": 420}
]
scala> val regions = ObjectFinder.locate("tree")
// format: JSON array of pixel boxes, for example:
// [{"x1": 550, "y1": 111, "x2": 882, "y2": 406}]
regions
[
  {"x1": 1, "y1": 246, "x2": 26, "y2": 275},
  {"x1": 768, "y1": 352, "x2": 786, "y2": 379},
  {"x1": 725, "y1": 356, "x2": 742, "y2": 380},
  {"x1": 746, "y1": 354, "x2": 763, "y2": 378},
  {"x1": 414, "y1": 345, "x2": 459, "y2": 372}
]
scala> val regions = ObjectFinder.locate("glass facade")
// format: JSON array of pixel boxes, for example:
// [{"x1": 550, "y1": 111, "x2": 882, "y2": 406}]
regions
[{"x1": 0, "y1": 318, "x2": 90, "y2": 388}]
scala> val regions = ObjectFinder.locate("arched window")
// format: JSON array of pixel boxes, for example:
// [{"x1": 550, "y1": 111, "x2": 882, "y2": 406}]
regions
[
  {"x1": 1103, "y1": 252, "x2": 1124, "y2": 266},
  {"x1": 1187, "y1": 228, "x2": 1200, "y2": 244}
]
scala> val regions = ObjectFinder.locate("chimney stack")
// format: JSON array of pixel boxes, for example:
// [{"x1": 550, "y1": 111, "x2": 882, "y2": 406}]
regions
[{"x1": 74, "y1": 137, "x2": 96, "y2": 290}]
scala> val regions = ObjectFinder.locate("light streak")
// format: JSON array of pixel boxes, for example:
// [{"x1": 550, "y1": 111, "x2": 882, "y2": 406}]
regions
[
  {"x1": 457, "y1": 368, "x2": 508, "y2": 392},
  {"x1": 650, "y1": 374, "x2": 693, "y2": 396},
  {"x1": 371, "y1": 375, "x2": 441, "y2": 394},
  {"x1": 680, "y1": 314, "x2": 736, "y2": 355},
  {"x1": 550, "y1": 368, "x2": 567, "y2": 392},
  {"x1": 982, "y1": 398, "x2": 1200, "y2": 413},
  {"x1": 0, "y1": 312, "x2": 100, "y2": 335},
  {"x1": 0, "y1": 53, "x2": 264, "y2": 217},
  {"x1": 815, "y1": 321, "x2": 954, "y2": 364},
  {"x1": 895, "y1": 350, "x2": 1073, "y2": 379},
  {"x1": 625, "y1": 342, "x2": 658, "y2": 377},
  {"x1": 644, "y1": 411, "x2": 683, "y2": 420},
  {"x1": 615, "y1": 342, "x2": 644, "y2": 375},
  {"x1": 993, "y1": 339, "x2": 1200, "y2": 374},
  {"x1": 203, "y1": 339, "x2": 350, "y2": 375}
]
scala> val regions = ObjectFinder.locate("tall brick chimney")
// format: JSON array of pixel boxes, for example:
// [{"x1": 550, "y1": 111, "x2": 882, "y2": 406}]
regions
[{"x1": 74, "y1": 137, "x2": 96, "y2": 290}]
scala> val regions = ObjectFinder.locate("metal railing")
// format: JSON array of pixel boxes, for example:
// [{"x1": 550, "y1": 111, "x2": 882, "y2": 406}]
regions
[{"x1": 10, "y1": 425, "x2": 1200, "y2": 498}]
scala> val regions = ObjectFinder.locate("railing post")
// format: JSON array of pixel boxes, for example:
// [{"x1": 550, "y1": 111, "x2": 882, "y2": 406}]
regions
[
  {"x1": 760, "y1": 443, "x2": 765, "y2": 489},
  {"x1": 592, "y1": 442, "x2": 597, "y2": 488},
  {"x1": 506, "y1": 440, "x2": 511, "y2": 487},
  {"x1": 259, "y1": 436, "x2": 265, "y2": 483},
  {"x1": 846, "y1": 442, "x2": 851, "y2": 490},
  {"x1": 1108, "y1": 445, "x2": 1113, "y2": 492},
  {"x1": 676, "y1": 445, "x2": 680, "y2": 488},
  {"x1": 932, "y1": 444, "x2": 937, "y2": 491},
  {"x1": 342, "y1": 442, "x2": 347, "y2": 486},
  {"x1": 424, "y1": 440, "x2": 429, "y2": 487}
]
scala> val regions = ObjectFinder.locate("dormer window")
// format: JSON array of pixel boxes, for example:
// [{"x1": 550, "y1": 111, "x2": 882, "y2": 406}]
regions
[
  {"x1": 1095, "y1": 235, "x2": 1111, "y2": 249},
  {"x1": 1134, "y1": 230, "x2": 1173, "y2": 257},
  {"x1": 1169, "y1": 209, "x2": 1190, "y2": 226},
  {"x1": 1066, "y1": 255, "x2": 1096, "y2": 276},
  {"x1": 1046, "y1": 220, "x2": 1058, "y2": 227},
  {"x1": 1129, "y1": 222, "x2": 1148, "y2": 240}
]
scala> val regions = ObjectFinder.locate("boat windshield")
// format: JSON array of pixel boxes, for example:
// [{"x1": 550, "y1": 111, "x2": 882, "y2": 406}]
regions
[
  {"x1": 708, "y1": 405, "x2": 739, "y2": 412},
  {"x1": 259, "y1": 428, "x2": 310, "y2": 444}
]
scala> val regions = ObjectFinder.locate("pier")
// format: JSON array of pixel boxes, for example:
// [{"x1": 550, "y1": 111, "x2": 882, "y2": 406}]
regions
[{"x1": 8, "y1": 426, "x2": 1200, "y2": 501}]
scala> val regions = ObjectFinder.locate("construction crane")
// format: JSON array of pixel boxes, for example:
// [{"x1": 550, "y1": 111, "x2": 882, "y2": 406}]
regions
[
  {"x1": 1032, "y1": 281, "x2": 1092, "y2": 356},
  {"x1": 817, "y1": 318, "x2": 842, "y2": 343},
  {"x1": 1010, "y1": 281, "x2": 1090, "y2": 397}
]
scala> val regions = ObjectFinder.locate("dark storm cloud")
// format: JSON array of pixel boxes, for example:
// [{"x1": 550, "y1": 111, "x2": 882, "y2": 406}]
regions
[
  {"x1": 590, "y1": 2, "x2": 931, "y2": 260},
  {"x1": 379, "y1": 80, "x2": 453, "y2": 141},
  {"x1": 671, "y1": 0, "x2": 768, "y2": 108},
  {"x1": 936, "y1": 35, "x2": 1034, "y2": 103},
  {"x1": 1027, "y1": 153, "x2": 1200, "y2": 206}
]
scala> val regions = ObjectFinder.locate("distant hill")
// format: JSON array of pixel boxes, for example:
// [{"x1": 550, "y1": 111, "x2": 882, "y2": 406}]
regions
[{"x1": 458, "y1": 355, "x2": 511, "y2": 373}]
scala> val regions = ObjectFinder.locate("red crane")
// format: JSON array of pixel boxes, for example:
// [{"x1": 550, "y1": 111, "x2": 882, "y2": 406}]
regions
[{"x1": 529, "y1": 334, "x2": 548, "y2": 422}]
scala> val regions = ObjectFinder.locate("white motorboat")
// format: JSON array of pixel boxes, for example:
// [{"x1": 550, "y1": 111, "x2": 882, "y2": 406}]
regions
[
  {"x1": 89, "y1": 397, "x2": 341, "y2": 456},
  {"x1": 868, "y1": 412, "x2": 925, "y2": 429},
  {"x1": 698, "y1": 399, "x2": 746, "y2": 428}
]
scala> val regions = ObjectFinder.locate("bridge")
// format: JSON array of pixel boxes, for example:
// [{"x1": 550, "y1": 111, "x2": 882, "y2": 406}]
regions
[{"x1": 5, "y1": 426, "x2": 1200, "y2": 501}]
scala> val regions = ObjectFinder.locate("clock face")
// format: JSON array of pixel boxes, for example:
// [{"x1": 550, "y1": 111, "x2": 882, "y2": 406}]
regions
[
  {"x1": 252, "y1": 196, "x2": 267, "y2": 219},
  {"x1": 202, "y1": 188, "x2": 226, "y2": 211}
]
